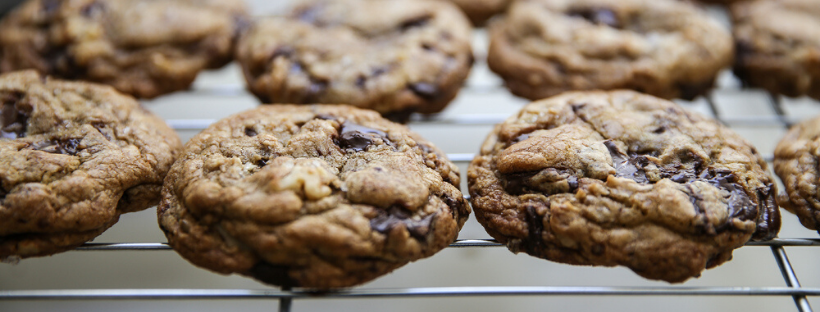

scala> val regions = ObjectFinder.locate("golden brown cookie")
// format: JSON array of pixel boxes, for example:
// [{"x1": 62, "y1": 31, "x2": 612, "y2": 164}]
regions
[
  {"x1": 468, "y1": 90, "x2": 779, "y2": 283},
  {"x1": 0, "y1": 70, "x2": 182, "y2": 260},
  {"x1": 159, "y1": 104, "x2": 470, "y2": 289}
]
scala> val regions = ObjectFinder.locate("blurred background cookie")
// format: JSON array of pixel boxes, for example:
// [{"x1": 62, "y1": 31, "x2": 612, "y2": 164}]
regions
[
  {"x1": 236, "y1": 0, "x2": 473, "y2": 122},
  {"x1": 732, "y1": 0, "x2": 820, "y2": 100},
  {"x1": 0, "y1": 0, "x2": 249, "y2": 99},
  {"x1": 488, "y1": 0, "x2": 733, "y2": 101}
]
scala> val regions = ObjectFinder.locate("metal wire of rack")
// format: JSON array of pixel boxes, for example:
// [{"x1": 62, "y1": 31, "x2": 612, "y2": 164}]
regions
[{"x1": 1, "y1": 90, "x2": 819, "y2": 312}]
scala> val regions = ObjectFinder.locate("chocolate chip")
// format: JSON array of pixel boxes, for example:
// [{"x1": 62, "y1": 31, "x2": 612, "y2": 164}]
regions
[
  {"x1": 91, "y1": 121, "x2": 113, "y2": 141},
  {"x1": 752, "y1": 184, "x2": 779, "y2": 241},
  {"x1": 337, "y1": 122, "x2": 390, "y2": 152},
  {"x1": 604, "y1": 140, "x2": 648, "y2": 183},
  {"x1": 256, "y1": 158, "x2": 268, "y2": 167},
  {"x1": 42, "y1": 0, "x2": 61, "y2": 15},
  {"x1": 568, "y1": 8, "x2": 620, "y2": 28},
  {"x1": 567, "y1": 176, "x2": 579, "y2": 191},
  {"x1": 80, "y1": 1, "x2": 104, "y2": 17},
  {"x1": 408, "y1": 82, "x2": 438, "y2": 101},
  {"x1": 370, "y1": 206, "x2": 436, "y2": 241},
  {"x1": 31, "y1": 138, "x2": 81, "y2": 155},
  {"x1": 570, "y1": 103, "x2": 589, "y2": 122},
  {"x1": 652, "y1": 126, "x2": 667, "y2": 134},
  {"x1": 421, "y1": 43, "x2": 434, "y2": 51},
  {"x1": 355, "y1": 75, "x2": 367, "y2": 89},
  {"x1": 1, "y1": 94, "x2": 29, "y2": 139},
  {"x1": 502, "y1": 171, "x2": 538, "y2": 195},
  {"x1": 249, "y1": 262, "x2": 297, "y2": 287},
  {"x1": 244, "y1": 127, "x2": 257, "y2": 137},
  {"x1": 372, "y1": 66, "x2": 389, "y2": 77},
  {"x1": 524, "y1": 203, "x2": 546, "y2": 255},
  {"x1": 702, "y1": 169, "x2": 756, "y2": 223},
  {"x1": 400, "y1": 15, "x2": 431, "y2": 31}
]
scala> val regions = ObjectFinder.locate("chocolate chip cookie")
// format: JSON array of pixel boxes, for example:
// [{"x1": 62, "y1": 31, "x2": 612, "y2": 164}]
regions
[
  {"x1": 236, "y1": 0, "x2": 473, "y2": 122},
  {"x1": 158, "y1": 105, "x2": 470, "y2": 289},
  {"x1": 468, "y1": 90, "x2": 780, "y2": 283},
  {"x1": 774, "y1": 115, "x2": 820, "y2": 233},
  {"x1": 732, "y1": 0, "x2": 820, "y2": 100},
  {"x1": 0, "y1": 70, "x2": 182, "y2": 260},
  {"x1": 0, "y1": 0, "x2": 249, "y2": 99},
  {"x1": 488, "y1": 0, "x2": 733, "y2": 101},
  {"x1": 444, "y1": 0, "x2": 511, "y2": 26}
]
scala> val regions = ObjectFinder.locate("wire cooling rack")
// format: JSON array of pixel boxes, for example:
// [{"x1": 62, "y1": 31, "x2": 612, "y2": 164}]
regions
[
  {"x1": 1, "y1": 90, "x2": 820, "y2": 312},
  {"x1": 2, "y1": 2, "x2": 820, "y2": 310}
]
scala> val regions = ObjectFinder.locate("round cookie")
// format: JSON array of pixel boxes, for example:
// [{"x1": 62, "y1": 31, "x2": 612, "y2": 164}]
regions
[
  {"x1": 487, "y1": 0, "x2": 733, "y2": 101},
  {"x1": 732, "y1": 0, "x2": 820, "y2": 100},
  {"x1": 0, "y1": 70, "x2": 182, "y2": 260},
  {"x1": 444, "y1": 0, "x2": 511, "y2": 26},
  {"x1": 158, "y1": 105, "x2": 470, "y2": 289},
  {"x1": 468, "y1": 90, "x2": 780, "y2": 283},
  {"x1": 774, "y1": 115, "x2": 820, "y2": 233},
  {"x1": 0, "y1": 0, "x2": 249, "y2": 99},
  {"x1": 236, "y1": 0, "x2": 473, "y2": 122}
]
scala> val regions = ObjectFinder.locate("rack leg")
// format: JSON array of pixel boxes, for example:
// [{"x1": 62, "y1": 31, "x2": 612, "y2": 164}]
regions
[
  {"x1": 767, "y1": 93, "x2": 793, "y2": 128},
  {"x1": 771, "y1": 246, "x2": 813, "y2": 312},
  {"x1": 279, "y1": 286, "x2": 293, "y2": 312},
  {"x1": 704, "y1": 93, "x2": 725, "y2": 125}
]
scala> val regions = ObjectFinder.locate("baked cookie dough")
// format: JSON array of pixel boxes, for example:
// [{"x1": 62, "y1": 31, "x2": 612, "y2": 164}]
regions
[
  {"x1": 732, "y1": 0, "x2": 820, "y2": 100},
  {"x1": 0, "y1": 0, "x2": 249, "y2": 99},
  {"x1": 0, "y1": 70, "x2": 182, "y2": 260},
  {"x1": 774, "y1": 115, "x2": 820, "y2": 233},
  {"x1": 159, "y1": 104, "x2": 470, "y2": 289},
  {"x1": 236, "y1": 0, "x2": 473, "y2": 122},
  {"x1": 488, "y1": 0, "x2": 733, "y2": 101},
  {"x1": 468, "y1": 90, "x2": 779, "y2": 283}
]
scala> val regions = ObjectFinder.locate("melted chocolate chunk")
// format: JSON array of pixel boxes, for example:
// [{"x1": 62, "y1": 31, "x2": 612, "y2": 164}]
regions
[
  {"x1": 524, "y1": 203, "x2": 546, "y2": 255},
  {"x1": 32, "y1": 138, "x2": 81, "y2": 155},
  {"x1": 603, "y1": 140, "x2": 649, "y2": 183},
  {"x1": 1, "y1": 94, "x2": 29, "y2": 139},
  {"x1": 568, "y1": 8, "x2": 620, "y2": 28},
  {"x1": 703, "y1": 169, "x2": 755, "y2": 222},
  {"x1": 249, "y1": 262, "x2": 297, "y2": 287},
  {"x1": 502, "y1": 171, "x2": 539, "y2": 195},
  {"x1": 370, "y1": 206, "x2": 436, "y2": 241},
  {"x1": 372, "y1": 66, "x2": 389, "y2": 77},
  {"x1": 408, "y1": 82, "x2": 439, "y2": 101},
  {"x1": 244, "y1": 127, "x2": 257, "y2": 137},
  {"x1": 337, "y1": 122, "x2": 390, "y2": 152},
  {"x1": 400, "y1": 15, "x2": 431, "y2": 31},
  {"x1": 752, "y1": 184, "x2": 779, "y2": 241}
]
